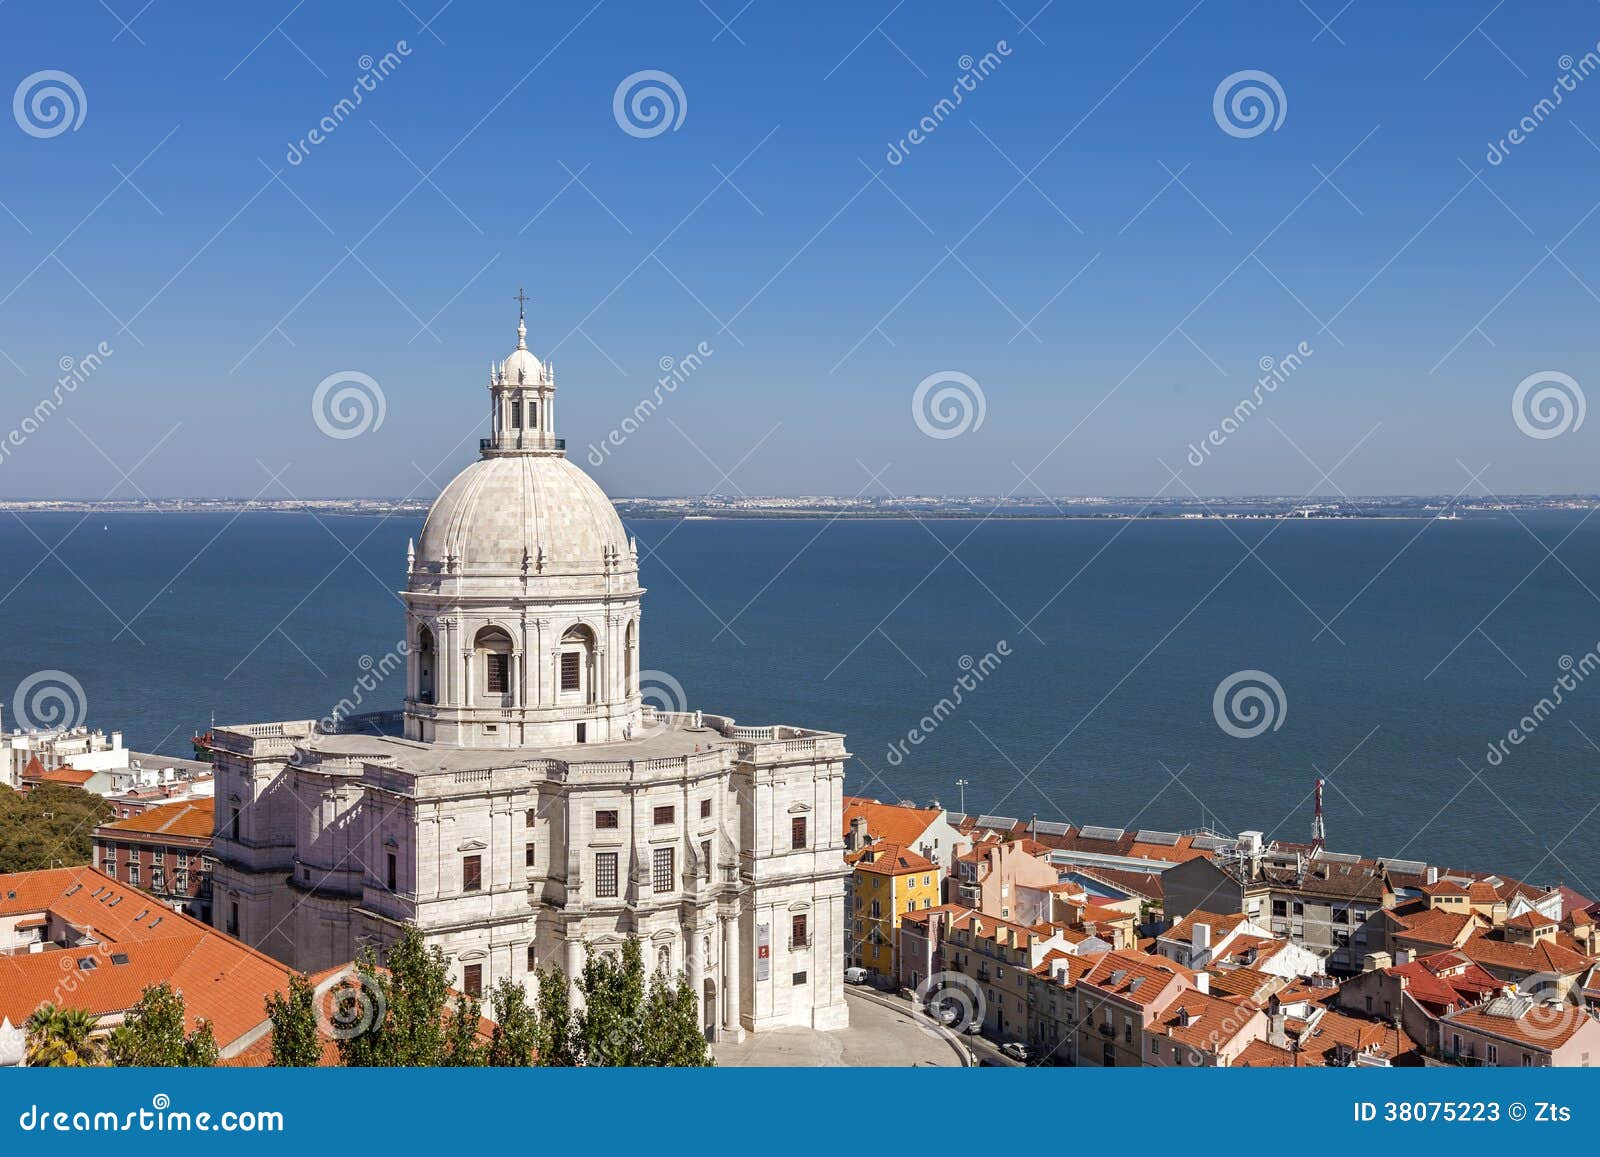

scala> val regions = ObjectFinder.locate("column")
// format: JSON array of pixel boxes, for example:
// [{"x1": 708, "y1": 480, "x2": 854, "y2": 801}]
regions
[
  {"x1": 566, "y1": 932, "x2": 583, "y2": 1006},
  {"x1": 687, "y1": 926, "x2": 704, "y2": 1030},
  {"x1": 722, "y1": 913, "x2": 741, "y2": 1034}
]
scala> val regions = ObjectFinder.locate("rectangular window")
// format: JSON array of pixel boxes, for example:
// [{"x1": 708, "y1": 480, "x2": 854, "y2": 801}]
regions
[
  {"x1": 791, "y1": 816, "x2": 807, "y2": 850},
  {"x1": 151, "y1": 867, "x2": 164, "y2": 892},
  {"x1": 463, "y1": 963, "x2": 483, "y2": 999},
  {"x1": 1272, "y1": 899, "x2": 1287, "y2": 917},
  {"x1": 386, "y1": 852, "x2": 397, "y2": 891},
  {"x1": 129, "y1": 863, "x2": 140, "y2": 887},
  {"x1": 230, "y1": 807, "x2": 240, "y2": 841},
  {"x1": 525, "y1": 843, "x2": 536, "y2": 869},
  {"x1": 525, "y1": 808, "x2": 537, "y2": 827},
  {"x1": 792, "y1": 914, "x2": 808, "y2": 948},
  {"x1": 561, "y1": 651, "x2": 581, "y2": 691},
  {"x1": 654, "y1": 805, "x2": 675, "y2": 826},
  {"x1": 228, "y1": 901, "x2": 239, "y2": 936},
  {"x1": 700, "y1": 798, "x2": 712, "y2": 819},
  {"x1": 595, "y1": 809, "x2": 619, "y2": 829},
  {"x1": 595, "y1": 851, "x2": 618, "y2": 898},
  {"x1": 653, "y1": 846, "x2": 675, "y2": 893},
  {"x1": 700, "y1": 839, "x2": 712, "y2": 880},
  {"x1": 792, "y1": 971, "x2": 807, "y2": 986},
  {"x1": 462, "y1": 854, "x2": 482, "y2": 893},
  {"x1": 1487, "y1": 1044, "x2": 1498, "y2": 1064},
  {"x1": 174, "y1": 870, "x2": 187, "y2": 893},
  {"x1": 486, "y1": 653, "x2": 510, "y2": 694},
  {"x1": 511, "y1": 400, "x2": 522, "y2": 428},
  {"x1": 527, "y1": 944, "x2": 537, "y2": 972}
]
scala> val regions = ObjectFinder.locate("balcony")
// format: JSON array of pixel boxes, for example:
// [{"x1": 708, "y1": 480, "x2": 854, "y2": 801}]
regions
[{"x1": 481, "y1": 434, "x2": 565, "y2": 455}]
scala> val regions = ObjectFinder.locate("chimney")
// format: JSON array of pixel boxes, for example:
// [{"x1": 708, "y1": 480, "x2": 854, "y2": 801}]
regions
[
  {"x1": 1191, "y1": 921, "x2": 1212, "y2": 962},
  {"x1": 1194, "y1": 972, "x2": 1210, "y2": 995},
  {"x1": 848, "y1": 816, "x2": 866, "y2": 849},
  {"x1": 1362, "y1": 951, "x2": 1392, "y2": 973},
  {"x1": 1394, "y1": 948, "x2": 1413, "y2": 966},
  {"x1": 1426, "y1": 866, "x2": 1438, "y2": 885}
]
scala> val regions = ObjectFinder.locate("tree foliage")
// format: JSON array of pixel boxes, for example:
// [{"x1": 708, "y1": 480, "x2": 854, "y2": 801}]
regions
[
  {"x1": 0, "y1": 783, "x2": 112, "y2": 873},
  {"x1": 336, "y1": 926, "x2": 481, "y2": 1067},
  {"x1": 572, "y1": 938, "x2": 712, "y2": 1067},
  {"x1": 533, "y1": 964, "x2": 577, "y2": 1066},
  {"x1": 107, "y1": 983, "x2": 218, "y2": 1067},
  {"x1": 24, "y1": 1005, "x2": 104, "y2": 1067},
  {"x1": 264, "y1": 973, "x2": 322, "y2": 1067},
  {"x1": 487, "y1": 978, "x2": 539, "y2": 1067}
]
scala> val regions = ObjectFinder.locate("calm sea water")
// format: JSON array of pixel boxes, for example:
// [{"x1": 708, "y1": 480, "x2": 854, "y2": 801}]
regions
[{"x1": 3, "y1": 511, "x2": 1598, "y2": 893}]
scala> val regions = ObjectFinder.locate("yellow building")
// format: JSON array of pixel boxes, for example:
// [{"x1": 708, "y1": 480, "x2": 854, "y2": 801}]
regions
[{"x1": 849, "y1": 843, "x2": 941, "y2": 978}]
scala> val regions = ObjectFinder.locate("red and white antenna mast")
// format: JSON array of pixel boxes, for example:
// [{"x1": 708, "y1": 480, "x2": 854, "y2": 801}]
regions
[{"x1": 1311, "y1": 777, "x2": 1326, "y2": 855}]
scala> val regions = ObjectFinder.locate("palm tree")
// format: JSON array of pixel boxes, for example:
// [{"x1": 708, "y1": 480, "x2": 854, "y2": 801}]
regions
[{"x1": 25, "y1": 1005, "x2": 104, "y2": 1067}]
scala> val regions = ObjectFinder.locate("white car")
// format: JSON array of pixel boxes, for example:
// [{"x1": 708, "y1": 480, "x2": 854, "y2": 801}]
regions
[
  {"x1": 844, "y1": 966, "x2": 869, "y2": 985},
  {"x1": 1000, "y1": 1042, "x2": 1031, "y2": 1062}
]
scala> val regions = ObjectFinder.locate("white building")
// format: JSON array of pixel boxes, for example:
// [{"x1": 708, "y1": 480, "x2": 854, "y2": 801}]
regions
[
  {"x1": 2, "y1": 725, "x2": 128, "y2": 790},
  {"x1": 209, "y1": 305, "x2": 850, "y2": 1039}
]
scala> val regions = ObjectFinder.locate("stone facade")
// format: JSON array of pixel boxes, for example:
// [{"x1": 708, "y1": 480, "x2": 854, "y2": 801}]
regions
[{"x1": 209, "y1": 309, "x2": 850, "y2": 1038}]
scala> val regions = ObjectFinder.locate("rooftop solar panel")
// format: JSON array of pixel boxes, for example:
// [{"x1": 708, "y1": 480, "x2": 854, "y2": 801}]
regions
[
  {"x1": 1079, "y1": 825, "x2": 1126, "y2": 842},
  {"x1": 1318, "y1": 851, "x2": 1362, "y2": 864},
  {"x1": 1033, "y1": 820, "x2": 1072, "y2": 837},
  {"x1": 1134, "y1": 829, "x2": 1181, "y2": 846},
  {"x1": 975, "y1": 814, "x2": 1018, "y2": 829},
  {"x1": 1382, "y1": 858, "x2": 1428, "y2": 876},
  {"x1": 1190, "y1": 834, "x2": 1232, "y2": 851}
]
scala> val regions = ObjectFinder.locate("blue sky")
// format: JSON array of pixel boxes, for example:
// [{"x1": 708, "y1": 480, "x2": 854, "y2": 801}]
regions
[{"x1": 2, "y1": 0, "x2": 1599, "y2": 498}]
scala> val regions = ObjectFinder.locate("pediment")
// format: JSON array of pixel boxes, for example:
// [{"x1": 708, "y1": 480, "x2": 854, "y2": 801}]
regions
[{"x1": 457, "y1": 838, "x2": 488, "y2": 852}]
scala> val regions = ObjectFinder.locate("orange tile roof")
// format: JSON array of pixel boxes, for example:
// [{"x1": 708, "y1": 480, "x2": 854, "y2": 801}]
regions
[
  {"x1": 1154, "y1": 991, "x2": 1263, "y2": 1052},
  {"x1": 1234, "y1": 1038, "x2": 1295, "y2": 1067},
  {"x1": 98, "y1": 797, "x2": 213, "y2": 839},
  {"x1": 30, "y1": 766, "x2": 95, "y2": 785},
  {"x1": 1456, "y1": 930, "x2": 1592, "y2": 976},
  {"x1": 1504, "y1": 910, "x2": 1554, "y2": 930},
  {"x1": 1289, "y1": 1009, "x2": 1416, "y2": 1065},
  {"x1": 1078, "y1": 949, "x2": 1193, "y2": 1007},
  {"x1": 1392, "y1": 907, "x2": 1481, "y2": 947},
  {"x1": 842, "y1": 796, "x2": 943, "y2": 848},
  {"x1": 1162, "y1": 909, "x2": 1250, "y2": 947},
  {"x1": 850, "y1": 842, "x2": 937, "y2": 876},
  {"x1": 1443, "y1": 999, "x2": 1598, "y2": 1051},
  {"x1": 0, "y1": 866, "x2": 291, "y2": 1053}
]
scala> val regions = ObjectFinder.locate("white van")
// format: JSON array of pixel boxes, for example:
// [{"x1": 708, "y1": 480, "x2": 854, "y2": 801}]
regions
[{"x1": 843, "y1": 966, "x2": 869, "y2": 985}]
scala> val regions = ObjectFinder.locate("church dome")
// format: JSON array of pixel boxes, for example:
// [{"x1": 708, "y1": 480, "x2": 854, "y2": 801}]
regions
[
  {"x1": 500, "y1": 346, "x2": 544, "y2": 385},
  {"x1": 415, "y1": 453, "x2": 629, "y2": 576}
]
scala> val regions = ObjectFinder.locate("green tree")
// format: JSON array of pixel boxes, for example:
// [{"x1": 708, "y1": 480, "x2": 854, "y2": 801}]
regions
[
  {"x1": 24, "y1": 1005, "x2": 104, "y2": 1067},
  {"x1": 487, "y1": 978, "x2": 539, "y2": 1067},
  {"x1": 641, "y1": 969, "x2": 713, "y2": 1067},
  {"x1": 106, "y1": 983, "x2": 218, "y2": 1067},
  {"x1": 0, "y1": 783, "x2": 112, "y2": 873},
  {"x1": 576, "y1": 939, "x2": 647, "y2": 1065},
  {"x1": 264, "y1": 973, "x2": 322, "y2": 1067},
  {"x1": 441, "y1": 993, "x2": 485, "y2": 1066},
  {"x1": 533, "y1": 965, "x2": 577, "y2": 1067},
  {"x1": 336, "y1": 927, "x2": 484, "y2": 1066}
]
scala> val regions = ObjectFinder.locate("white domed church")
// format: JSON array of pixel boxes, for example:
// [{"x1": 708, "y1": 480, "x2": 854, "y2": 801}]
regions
[{"x1": 208, "y1": 306, "x2": 849, "y2": 1038}]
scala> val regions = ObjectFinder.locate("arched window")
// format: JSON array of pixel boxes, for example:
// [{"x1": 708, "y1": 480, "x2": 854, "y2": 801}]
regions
[
  {"x1": 624, "y1": 620, "x2": 637, "y2": 697},
  {"x1": 475, "y1": 626, "x2": 514, "y2": 704},
  {"x1": 558, "y1": 624, "x2": 596, "y2": 704},
  {"x1": 415, "y1": 624, "x2": 436, "y2": 705}
]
